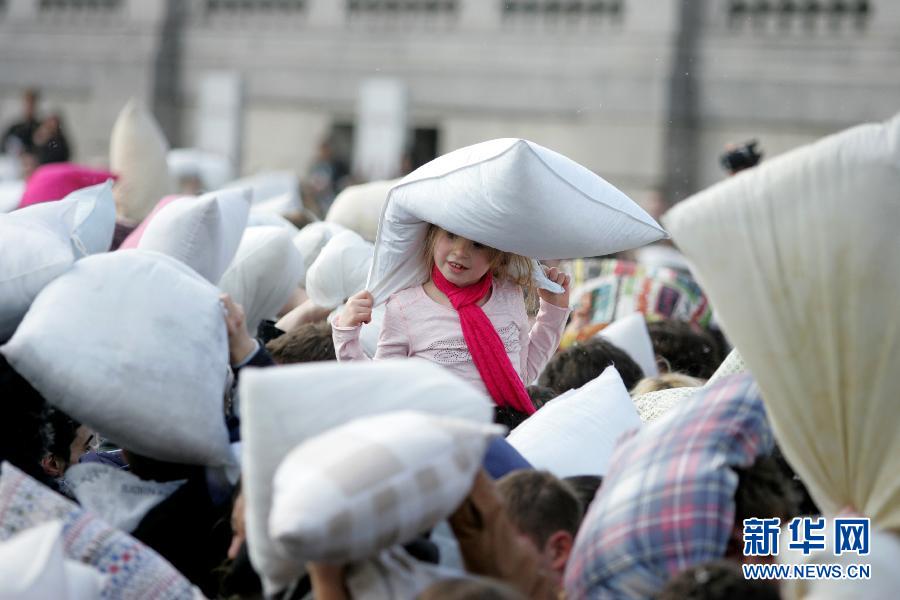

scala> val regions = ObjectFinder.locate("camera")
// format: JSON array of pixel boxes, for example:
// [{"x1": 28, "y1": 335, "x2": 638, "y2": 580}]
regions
[{"x1": 720, "y1": 140, "x2": 763, "y2": 174}]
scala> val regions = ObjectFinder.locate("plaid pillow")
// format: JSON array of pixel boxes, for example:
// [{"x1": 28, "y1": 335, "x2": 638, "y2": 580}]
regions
[{"x1": 564, "y1": 373, "x2": 772, "y2": 599}]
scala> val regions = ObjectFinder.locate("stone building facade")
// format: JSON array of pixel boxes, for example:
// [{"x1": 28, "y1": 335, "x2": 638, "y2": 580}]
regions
[{"x1": 1, "y1": 0, "x2": 897, "y2": 203}]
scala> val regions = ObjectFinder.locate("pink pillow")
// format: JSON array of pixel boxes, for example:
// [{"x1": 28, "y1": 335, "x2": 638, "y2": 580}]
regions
[
  {"x1": 18, "y1": 163, "x2": 115, "y2": 209},
  {"x1": 118, "y1": 194, "x2": 185, "y2": 249}
]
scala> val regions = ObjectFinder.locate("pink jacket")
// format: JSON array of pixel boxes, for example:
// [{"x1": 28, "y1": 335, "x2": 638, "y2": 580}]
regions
[{"x1": 332, "y1": 280, "x2": 570, "y2": 394}]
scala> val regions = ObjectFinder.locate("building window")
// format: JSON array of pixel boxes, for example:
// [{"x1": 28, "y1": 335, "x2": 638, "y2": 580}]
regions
[
  {"x1": 501, "y1": 0, "x2": 624, "y2": 26},
  {"x1": 726, "y1": 0, "x2": 871, "y2": 32},
  {"x1": 346, "y1": 0, "x2": 458, "y2": 17},
  {"x1": 205, "y1": 0, "x2": 307, "y2": 12}
]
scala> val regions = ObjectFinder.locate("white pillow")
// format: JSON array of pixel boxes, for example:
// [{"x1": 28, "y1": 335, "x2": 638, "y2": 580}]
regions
[
  {"x1": 0, "y1": 180, "x2": 24, "y2": 214},
  {"x1": 0, "y1": 214, "x2": 74, "y2": 341},
  {"x1": 18, "y1": 180, "x2": 116, "y2": 258},
  {"x1": 292, "y1": 221, "x2": 347, "y2": 287},
  {"x1": 270, "y1": 411, "x2": 501, "y2": 563},
  {"x1": 109, "y1": 99, "x2": 173, "y2": 223},
  {"x1": 167, "y1": 148, "x2": 234, "y2": 191},
  {"x1": 239, "y1": 359, "x2": 493, "y2": 594},
  {"x1": 306, "y1": 230, "x2": 374, "y2": 309},
  {"x1": 366, "y1": 139, "x2": 667, "y2": 304},
  {"x1": 665, "y1": 113, "x2": 900, "y2": 529},
  {"x1": 597, "y1": 312, "x2": 659, "y2": 377},
  {"x1": 0, "y1": 521, "x2": 105, "y2": 600},
  {"x1": 138, "y1": 187, "x2": 251, "y2": 283},
  {"x1": 326, "y1": 178, "x2": 399, "y2": 242},
  {"x1": 632, "y1": 386, "x2": 699, "y2": 423},
  {"x1": 218, "y1": 226, "x2": 304, "y2": 334},
  {"x1": 1, "y1": 250, "x2": 233, "y2": 467},
  {"x1": 507, "y1": 366, "x2": 642, "y2": 477},
  {"x1": 224, "y1": 171, "x2": 299, "y2": 207}
]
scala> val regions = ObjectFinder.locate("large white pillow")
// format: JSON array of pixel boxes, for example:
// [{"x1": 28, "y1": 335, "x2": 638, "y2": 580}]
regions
[
  {"x1": 0, "y1": 521, "x2": 105, "y2": 600},
  {"x1": 239, "y1": 359, "x2": 493, "y2": 594},
  {"x1": 109, "y1": 99, "x2": 173, "y2": 223},
  {"x1": 137, "y1": 187, "x2": 251, "y2": 283},
  {"x1": 18, "y1": 180, "x2": 116, "y2": 258},
  {"x1": 0, "y1": 213, "x2": 75, "y2": 341},
  {"x1": 367, "y1": 139, "x2": 666, "y2": 304},
  {"x1": 292, "y1": 221, "x2": 347, "y2": 287},
  {"x1": 218, "y1": 226, "x2": 304, "y2": 334},
  {"x1": 597, "y1": 312, "x2": 659, "y2": 378},
  {"x1": 270, "y1": 411, "x2": 501, "y2": 564},
  {"x1": 665, "y1": 113, "x2": 900, "y2": 529},
  {"x1": 305, "y1": 230, "x2": 374, "y2": 309},
  {"x1": 507, "y1": 366, "x2": 642, "y2": 477},
  {"x1": 326, "y1": 178, "x2": 398, "y2": 242},
  {"x1": 1, "y1": 250, "x2": 233, "y2": 467}
]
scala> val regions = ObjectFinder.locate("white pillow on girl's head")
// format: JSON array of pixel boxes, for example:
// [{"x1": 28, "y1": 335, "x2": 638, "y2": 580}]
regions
[
  {"x1": 138, "y1": 187, "x2": 251, "y2": 283},
  {"x1": 305, "y1": 230, "x2": 374, "y2": 309},
  {"x1": 270, "y1": 411, "x2": 501, "y2": 564},
  {"x1": 0, "y1": 212, "x2": 75, "y2": 342},
  {"x1": 109, "y1": 98, "x2": 173, "y2": 224},
  {"x1": 1, "y1": 250, "x2": 234, "y2": 467},
  {"x1": 238, "y1": 359, "x2": 493, "y2": 595},
  {"x1": 665, "y1": 112, "x2": 900, "y2": 530},
  {"x1": 366, "y1": 138, "x2": 667, "y2": 305},
  {"x1": 507, "y1": 366, "x2": 642, "y2": 477},
  {"x1": 597, "y1": 312, "x2": 659, "y2": 378},
  {"x1": 0, "y1": 521, "x2": 105, "y2": 600},
  {"x1": 326, "y1": 178, "x2": 399, "y2": 242},
  {"x1": 292, "y1": 221, "x2": 348, "y2": 287},
  {"x1": 218, "y1": 226, "x2": 305, "y2": 335}
]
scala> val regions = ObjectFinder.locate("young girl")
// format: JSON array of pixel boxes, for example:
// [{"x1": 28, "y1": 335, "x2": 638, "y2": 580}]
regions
[{"x1": 333, "y1": 224, "x2": 570, "y2": 416}]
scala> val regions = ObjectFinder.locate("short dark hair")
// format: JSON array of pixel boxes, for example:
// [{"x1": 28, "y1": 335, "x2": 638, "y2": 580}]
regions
[
  {"x1": 493, "y1": 406, "x2": 531, "y2": 431},
  {"x1": 538, "y1": 338, "x2": 644, "y2": 393},
  {"x1": 0, "y1": 355, "x2": 54, "y2": 487},
  {"x1": 733, "y1": 453, "x2": 800, "y2": 525},
  {"x1": 562, "y1": 475, "x2": 603, "y2": 518},
  {"x1": 417, "y1": 577, "x2": 525, "y2": 600},
  {"x1": 497, "y1": 470, "x2": 583, "y2": 549},
  {"x1": 647, "y1": 320, "x2": 724, "y2": 380},
  {"x1": 265, "y1": 321, "x2": 336, "y2": 364},
  {"x1": 41, "y1": 407, "x2": 81, "y2": 464},
  {"x1": 658, "y1": 560, "x2": 779, "y2": 600},
  {"x1": 526, "y1": 385, "x2": 558, "y2": 410}
]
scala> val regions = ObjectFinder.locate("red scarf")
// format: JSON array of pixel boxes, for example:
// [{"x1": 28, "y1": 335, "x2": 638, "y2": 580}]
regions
[{"x1": 430, "y1": 265, "x2": 535, "y2": 415}]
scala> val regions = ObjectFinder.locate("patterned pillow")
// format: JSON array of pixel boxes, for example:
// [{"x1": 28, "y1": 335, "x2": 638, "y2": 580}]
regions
[
  {"x1": 564, "y1": 374, "x2": 773, "y2": 599},
  {"x1": 0, "y1": 462, "x2": 198, "y2": 599},
  {"x1": 269, "y1": 411, "x2": 501, "y2": 563}
]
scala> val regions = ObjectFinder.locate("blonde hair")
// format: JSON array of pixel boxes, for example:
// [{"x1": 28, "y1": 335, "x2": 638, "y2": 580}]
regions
[
  {"x1": 423, "y1": 224, "x2": 537, "y2": 304},
  {"x1": 630, "y1": 372, "x2": 706, "y2": 397}
]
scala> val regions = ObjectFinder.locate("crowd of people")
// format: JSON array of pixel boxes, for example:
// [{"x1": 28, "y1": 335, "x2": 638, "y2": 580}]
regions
[{"x1": 0, "y1": 94, "x2": 897, "y2": 600}]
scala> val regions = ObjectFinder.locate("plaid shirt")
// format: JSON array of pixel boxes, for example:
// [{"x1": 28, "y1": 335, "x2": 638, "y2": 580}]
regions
[{"x1": 563, "y1": 373, "x2": 772, "y2": 599}]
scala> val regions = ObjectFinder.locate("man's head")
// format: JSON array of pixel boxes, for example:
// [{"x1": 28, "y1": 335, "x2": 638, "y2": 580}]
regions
[
  {"x1": 23, "y1": 88, "x2": 39, "y2": 119},
  {"x1": 40, "y1": 407, "x2": 96, "y2": 478},
  {"x1": 647, "y1": 319, "x2": 723, "y2": 380},
  {"x1": 497, "y1": 470, "x2": 583, "y2": 580},
  {"x1": 727, "y1": 453, "x2": 801, "y2": 564},
  {"x1": 538, "y1": 337, "x2": 644, "y2": 393},
  {"x1": 265, "y1": 321, "x2": 336, "y2": 364}
]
